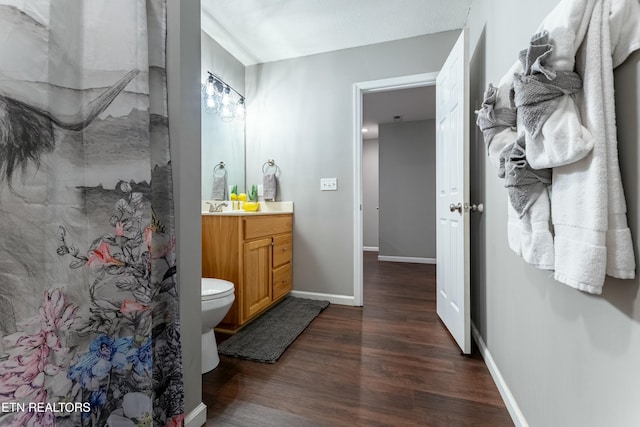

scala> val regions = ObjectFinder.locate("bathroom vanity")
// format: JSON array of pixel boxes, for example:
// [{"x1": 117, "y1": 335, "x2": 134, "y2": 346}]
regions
[{"x1": 202, "y1": 205, "x2": 293, "y2": 333}]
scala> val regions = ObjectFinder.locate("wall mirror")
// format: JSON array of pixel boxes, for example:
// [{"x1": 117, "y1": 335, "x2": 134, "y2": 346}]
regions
[{"x1": 201, "y1": 97, "x2": 245, "y2": 200}]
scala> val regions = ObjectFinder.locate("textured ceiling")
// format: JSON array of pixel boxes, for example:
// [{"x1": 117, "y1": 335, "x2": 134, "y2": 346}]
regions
[{"x1": 201, "y1": 0, "x2": 472, "y2": 65}]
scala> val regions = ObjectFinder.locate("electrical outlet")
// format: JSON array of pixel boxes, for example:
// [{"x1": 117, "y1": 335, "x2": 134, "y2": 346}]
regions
[
  {"x1": 320, "y1": 178, "x2": 337, "y2": 191},
  {"x1": 257, "y1": 185, "x2": 264, "y2": 196}
]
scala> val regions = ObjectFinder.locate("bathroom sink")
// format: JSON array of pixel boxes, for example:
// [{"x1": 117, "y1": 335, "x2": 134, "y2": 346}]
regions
[{"x1": 201, "y1": 200, "x2": 294, "y2": 215}]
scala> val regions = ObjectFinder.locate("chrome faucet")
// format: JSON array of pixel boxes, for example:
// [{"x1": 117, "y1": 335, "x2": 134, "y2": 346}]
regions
[{"x1": 206, "y1": 202, "x2": 228, "y2": 213}]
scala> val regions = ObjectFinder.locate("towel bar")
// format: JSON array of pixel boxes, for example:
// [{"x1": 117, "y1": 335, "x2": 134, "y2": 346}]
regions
[
  {"x1": 262, "y1": 159, "x2": 280, "y2": 176},
  {"x1": 214, "y1": 161, "x2": 227, "y2": 177}
]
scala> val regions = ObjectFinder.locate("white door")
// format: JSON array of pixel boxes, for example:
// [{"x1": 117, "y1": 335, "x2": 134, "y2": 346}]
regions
[{"x1": 435, "y1": 29, "x2": 470, "y2": 354}]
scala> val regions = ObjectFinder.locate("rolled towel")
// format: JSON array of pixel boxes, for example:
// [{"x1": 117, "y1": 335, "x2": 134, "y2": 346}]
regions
[
  {"x1": 498, "y1": 136, "x2": 551, "y2": 218},
  {"x1": 263, "y1": 173, "x2": 277, "y2": 201},
  {"x1": 512, "y1": 31, "x2": 593, "y2": 169},
  {"x1": 211, "y1": 174, "x2": 226, "y2": 200}
]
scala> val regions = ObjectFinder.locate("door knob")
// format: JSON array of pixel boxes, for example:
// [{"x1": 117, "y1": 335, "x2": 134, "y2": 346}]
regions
[
  {"x1": 470, "y1": 203, "x2": 484, "y2": 213},
  {"x1": 449, "y1": 203, "x2": 462, "y2": 213}
]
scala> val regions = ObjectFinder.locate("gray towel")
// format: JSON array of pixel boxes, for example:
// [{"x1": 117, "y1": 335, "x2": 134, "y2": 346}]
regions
[
  {"x1": 498, "y1": 136, "x2": 551, "y2": 218},
  {"x1": 211, "y1": 174, "x2": 227, "y2": 200},
  {"x1": 512, "y1": 31, "x2": 582, "y2": 138},
  {"x1": 263, "y1": 173, "x2": 277, "y2": 201},
  {"x1": 476, "y1": 83, "x2": 517, "y2": 147}
]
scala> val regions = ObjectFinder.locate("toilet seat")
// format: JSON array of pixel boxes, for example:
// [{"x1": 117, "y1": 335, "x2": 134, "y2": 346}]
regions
[{"x1": 202, "y1": 278, "x2": 235, "y2": 300}]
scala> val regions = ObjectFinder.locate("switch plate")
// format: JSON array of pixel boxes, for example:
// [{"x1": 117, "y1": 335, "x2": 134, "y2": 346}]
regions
[
  {"x1": 320, "y1": 177, "x2": 337, "y2": 191},
  {"x1": 257, "y1": 184, "x2": 264, "y2": 196}
]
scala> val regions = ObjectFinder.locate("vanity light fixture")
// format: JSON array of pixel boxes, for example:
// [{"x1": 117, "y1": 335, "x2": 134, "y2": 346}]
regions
[{"x1": 202, "y1": 71, "x2": 245, "y2": 121}]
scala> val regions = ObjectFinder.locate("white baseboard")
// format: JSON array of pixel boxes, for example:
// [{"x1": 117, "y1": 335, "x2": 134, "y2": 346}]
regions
[
  {"x1": 363, "y1": 246, "x2": 379, "y2": 252},
  {"x1": 290, "y1": 290, "x2": 357, "y2": 306},
  {"x1": 185, "y1": 402, "x2": 207, "y2": 427},
  {"x1": 471, "y1": 322, "x2": 529, "y2": 427},
  {"x1": 377, "y1": 255, "x2": 436, "y2": 264}
]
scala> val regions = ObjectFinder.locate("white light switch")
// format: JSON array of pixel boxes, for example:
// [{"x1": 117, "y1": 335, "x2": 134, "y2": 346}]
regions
[
  {"x1": 257, "y1": 185, "x2": 264, "y2": 196},
  {"x1": 320, "y1": 177, "x2": 337, "y2": 191}
]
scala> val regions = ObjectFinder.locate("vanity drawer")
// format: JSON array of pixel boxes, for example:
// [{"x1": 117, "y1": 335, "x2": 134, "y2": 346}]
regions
[
  {"x1": 243, "y1": 215, "x2": 292, "y2": 240},
  {"x1": 272, "y1": 234, "x2": 292, "y2": 268},
  {"x1": 273, "y1": 263, "x2": 292, "y2": 301}
]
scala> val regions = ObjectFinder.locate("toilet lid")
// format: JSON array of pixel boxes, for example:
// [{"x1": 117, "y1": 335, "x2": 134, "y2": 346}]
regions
[{"x1": 201, "y1": 278, "x2": 235, "y2": 299}]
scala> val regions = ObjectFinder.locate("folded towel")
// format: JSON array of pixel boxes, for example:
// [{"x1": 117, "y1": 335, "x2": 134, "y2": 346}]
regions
[
  {"x1": 550, "y1": 0, "x2": 638, "y2": 293},
  {"x1": 478, "y1": 66, "x2": 551, "y2": 219},
  {"x1": 263, "y1": 173, "x2": 277, "y2": 201},
  {"x1": 513, "y1": 31, "x2": 593, "y2": 169},
  {"x1": 478, "y1": 63, "x2": 556, "y2": 270},
  {"x1": 476, "y1": 83, "x2": 517, "y2": 147},
  {"x1": 513, "y1": 32, "x2": 583, "y2": 139},
  {"x1": 211, "y1": 174, "x2": 226, "y2": 200},
  {"x1": 499, "y1": 136, "x2": 552, "y2": 218},
  {"x1": 479, "y1": 0, "x2": 640, "y2": 294}
]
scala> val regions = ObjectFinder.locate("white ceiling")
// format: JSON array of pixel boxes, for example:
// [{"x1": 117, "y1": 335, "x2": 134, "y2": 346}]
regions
[
  {"x1": 201, "y1": 0, "x2": 472, "y2": 66},
  {"x1": 362, "y1": 86, "x2": 435, "y2": 140}
]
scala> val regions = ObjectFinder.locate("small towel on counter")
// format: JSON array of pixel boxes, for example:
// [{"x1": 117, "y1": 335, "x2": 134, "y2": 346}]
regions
[
  {"x1": 263, "y1": 173, "x2": 277, "y2": 201},
  {"x1": 211, "y1": 174, "x2": 227, "y2": 200}
]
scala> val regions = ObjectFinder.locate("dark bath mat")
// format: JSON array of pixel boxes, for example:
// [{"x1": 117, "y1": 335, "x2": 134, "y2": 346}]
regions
[{"x1": 217, "y1": 296, "x2": 330, "y2": 363}]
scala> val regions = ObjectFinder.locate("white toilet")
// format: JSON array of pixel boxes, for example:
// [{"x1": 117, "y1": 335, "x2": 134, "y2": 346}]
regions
[{"x1": 201, "y1": 278, "x2": 235, "y2": 374}]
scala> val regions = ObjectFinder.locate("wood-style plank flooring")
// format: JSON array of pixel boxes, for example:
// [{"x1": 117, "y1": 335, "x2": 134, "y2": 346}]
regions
[{"x1": 203, "y1": 252, "x2": 513, "y2": 426}]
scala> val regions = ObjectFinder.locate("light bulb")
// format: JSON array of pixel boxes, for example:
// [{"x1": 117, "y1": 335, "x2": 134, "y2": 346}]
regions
[
  {"x1": 220, "y1": 105, "x2": 233, "y2": 121},
  {"x1": 234, "y1": 98, "x2": 245, "y2": 119},
  {"x1": 204, "y1": 95, "x2": 216, "y2": 113},
  {"x1": 222, "y1": 86, "x2": 231, "y2": 106},
  {"x1": 205, "y1": 75, "x2": 215, "y2": 96}
]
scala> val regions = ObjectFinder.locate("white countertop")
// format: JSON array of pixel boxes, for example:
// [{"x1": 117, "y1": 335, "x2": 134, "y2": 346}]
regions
[{"x1": 202, "y1": 201, "x2": 293, "y2": 216}]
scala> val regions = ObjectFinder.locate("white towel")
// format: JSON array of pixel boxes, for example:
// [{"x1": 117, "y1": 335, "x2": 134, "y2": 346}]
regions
[
  {"x1": 263, "y1": 173, "x2": 277, "y2": 201},
  {"x1": 486, "y1": 64, "x2": 555, "y2": 270},
  {"x1": 525, "y1": 95, "x2": 594, "y2": 169},
  {"x1": 483, "y1": 0, "x2": 640, "y2": 293},
  {"x1": 548, "y1": 0, "x2": 639, "y2": 293}
]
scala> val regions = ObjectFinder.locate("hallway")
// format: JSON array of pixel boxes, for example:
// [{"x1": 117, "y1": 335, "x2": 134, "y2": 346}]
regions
[{"x1": 203, "y1": 252, "x2": 512, "y2": 426}]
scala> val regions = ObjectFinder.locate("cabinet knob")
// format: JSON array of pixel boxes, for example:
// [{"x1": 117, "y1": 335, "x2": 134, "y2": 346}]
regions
[{"x1": 282, "y1": 247, "x2": 287, "y2": 252}]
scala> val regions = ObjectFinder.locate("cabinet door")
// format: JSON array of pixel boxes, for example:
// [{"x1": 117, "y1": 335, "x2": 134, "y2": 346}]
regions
[{"x1": 243, "y1": 237, "x2": 272, "y2": 321}]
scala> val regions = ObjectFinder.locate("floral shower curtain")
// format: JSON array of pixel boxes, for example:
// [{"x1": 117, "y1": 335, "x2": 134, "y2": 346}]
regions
[{"x1": 0, "y1": 1, "x2": 184, "y2": 426}]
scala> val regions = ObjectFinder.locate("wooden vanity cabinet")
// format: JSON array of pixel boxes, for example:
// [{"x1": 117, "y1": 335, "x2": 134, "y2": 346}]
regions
[{"x1": 202, "y1": 213, "x2": 293, "y2": 333}]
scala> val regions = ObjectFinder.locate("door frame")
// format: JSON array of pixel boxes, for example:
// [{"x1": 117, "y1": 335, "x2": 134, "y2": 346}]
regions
[{"x1": 352, "y1": 72, "x2": 439, "y2": 306}]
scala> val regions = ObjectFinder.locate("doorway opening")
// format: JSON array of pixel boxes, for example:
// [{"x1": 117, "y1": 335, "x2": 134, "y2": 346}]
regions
[{"x1": 352, "y1": 72, "x2": 438, "y2": 306}]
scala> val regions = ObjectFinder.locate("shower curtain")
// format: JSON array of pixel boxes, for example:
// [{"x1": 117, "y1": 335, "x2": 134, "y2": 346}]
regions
[{"x1": 0, "y1": 1, "x2": 184, "y2": 426}]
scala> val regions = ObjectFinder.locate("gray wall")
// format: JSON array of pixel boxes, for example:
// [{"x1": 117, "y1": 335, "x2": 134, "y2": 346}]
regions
[
  {"x1": 167, "y1": 0, "x2": 202, "y2": 417},
  {"x1": 245, "y1": 31, "x2": 459, "y2": 296},
  {"x1": 468, "y1": 1, "x2": 640, "y2": 426},
  {"x1": 362, "y1": 139, "x2": 379, "y2": 249},
  {"x1": 379, "y1": 120, "x2": 436, "y2": 259},
  {"x1": 201, "y1": 31, "x2": 246, "y2": 199}
]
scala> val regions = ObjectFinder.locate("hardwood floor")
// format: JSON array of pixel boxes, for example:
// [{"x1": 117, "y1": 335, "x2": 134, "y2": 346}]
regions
[{"x1": 202, "y1": 252, "x2": 513, "y2": 426}]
